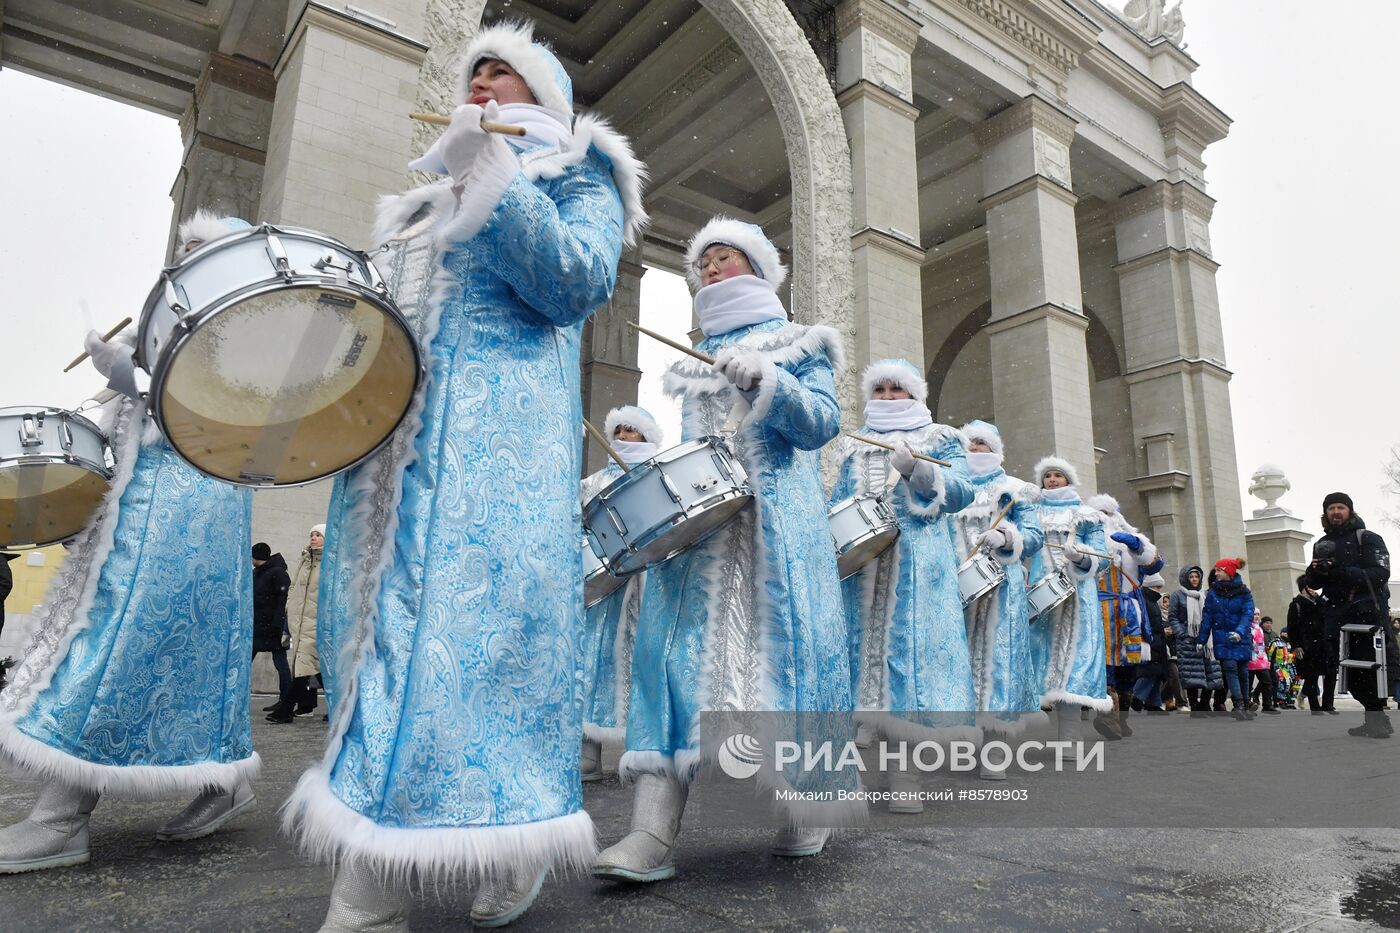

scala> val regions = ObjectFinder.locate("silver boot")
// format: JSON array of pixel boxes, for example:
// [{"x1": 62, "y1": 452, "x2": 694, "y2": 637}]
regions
[
  {"x1": 887, "y1": 760, "x2": 924, "y2": 814},
  {"x1": 156, "y1": 777, "x2": 255, "y2": 842},
  {"x1": 580, "y1": 737, "x2": 605, "y2": 783},
  {"x1": 470, "y1": 864, "x2": 548, "y2": 928},
  {"x1": 1055, "y1": 703, "x2": 1082, "y2": 744},
  {"x1": 770, "y1": 825, "x2": 830, "y2": 857},
  {"x1": 318, "y1": 860, "x2": 411, "y2": 933},
  {"x1": 592, "y1": 772, "x2": 687, "y2": 882},
  {"x1": 0, "y1": 781, "x2": 99, "y2": 874}
]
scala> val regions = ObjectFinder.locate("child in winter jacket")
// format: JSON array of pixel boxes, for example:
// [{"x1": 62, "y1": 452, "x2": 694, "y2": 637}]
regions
[{"x1": 1197, "y1": 558, "x2": 1256, "y2": 719}]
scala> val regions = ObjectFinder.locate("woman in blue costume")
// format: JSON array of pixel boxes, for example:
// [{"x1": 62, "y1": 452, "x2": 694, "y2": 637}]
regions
[
  {"x1": 1025, "y1": 456, "x2": 1111, "y2": 743},
  {"x1": 283, "y1": 23, "x2": 646, "y2": 931},
  {"x1": 0, "y1": 213, "x2": 257, "y2": 872},
  {"x1": 829, "y1": 360, "x2": 975, "y2": 814},
  {"x1": 952, "y1": 420, "x2": 1044, "y2": 779},
  {"x1": 577, "y1": 406, "x2": 663, "y2": 781},
  {"x1": 592, "y1": 217, "x2": 856, "y2": 885}
]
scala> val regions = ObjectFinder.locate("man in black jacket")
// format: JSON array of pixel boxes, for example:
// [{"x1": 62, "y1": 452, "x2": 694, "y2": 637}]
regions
[
  {"x1": 0, "y1": 554, "x2": 14, "y2": 690},
  {"x1": 250, "y1": 543, "x2": 294, "y2": 724},
  {"x1": 1302, "y1": 492, "x2": 1396, "y2": 738},
  {"x1": 1289, "y1": 575, "x2": 1335, "y2": 712}
]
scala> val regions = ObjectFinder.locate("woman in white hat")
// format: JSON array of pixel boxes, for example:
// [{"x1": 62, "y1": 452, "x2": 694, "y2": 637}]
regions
[{"x1": 285, "y1": 21, "x2": 647, "y2": 930}]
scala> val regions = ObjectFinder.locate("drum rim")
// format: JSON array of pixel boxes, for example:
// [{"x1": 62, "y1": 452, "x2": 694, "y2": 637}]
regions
[
  {"x1": 166, "y1": 223, "x2": 385, "y2": 281},
  {"x1": 835, "y1": 527, "x2": 899, "y2": 580},
  {"x1": 138, "y1": 280, "x2": 424, "y2": 488}
]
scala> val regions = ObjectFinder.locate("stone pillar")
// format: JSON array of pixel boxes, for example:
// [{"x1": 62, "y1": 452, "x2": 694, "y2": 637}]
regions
[
  {"x1": 975, "y1": 96, "x2": 1096, "y2": 487},
  {"x1": 835, "y1": 0, "x2": 925, "y2": 376},
  {"x1": 169, "y1": 52, "x2": 276, "y2": 255},
  {"x1": 581, "y1": 254, "x2": 646, "y2": 475},
  {"x1": 1243, "y1": 465, "x2": 1311, "y2": 621},
  {"x1": 1113, "y1": 180, "x2": 1245, "y2": 574}
]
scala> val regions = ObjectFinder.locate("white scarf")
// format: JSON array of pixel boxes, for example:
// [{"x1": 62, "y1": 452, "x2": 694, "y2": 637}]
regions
[
  {"x1": 863, "y1": 398, "x2": 933, "y2": 433},
  {"x1": 1183, "y1": 588, "x2": 1205, "y2": 637},
  {"x1": 966, "y1": 451, "x2": 1003, "y2": 477},
  {"x1": 611, "y1": 440, "x2": 658, "y2": 465},
  {"x1": 1040, "y1": 484, "x2": 1078, "y2": 502},
  {"x1": 495, "y1": 103, "x2": 572, "y2": 152},
  {"x1": 692, "y1": 274, "x2": 786, "y2": 338}
]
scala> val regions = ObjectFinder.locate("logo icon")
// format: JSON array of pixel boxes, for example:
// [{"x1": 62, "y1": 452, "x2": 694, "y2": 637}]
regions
[{"x1": 717, "y1": 733, "x2": 763, "y2": 779}]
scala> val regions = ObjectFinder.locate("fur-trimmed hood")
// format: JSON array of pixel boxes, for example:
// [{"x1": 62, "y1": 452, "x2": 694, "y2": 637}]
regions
[
  {"x1": 604, "y1": 405, "x2": 663, "y2": 446},
  {"x1": 1033, "y1": 455, "x2": 1080, "y2": 489},
  {"x1": 684, "y1": 217, "x2": 787, "y2": 291},
  {"x1": 374, "y1": 110, "x2": 648, "y2": 247},
  {"x1": 1086, "y1": 493, "x2": 1120, "y2": 517},
  {"x1": 960, "y1": 419, "x2": 1004, "y2": 457},
  {"x1": 177, "y1": 210, "x2": 250, "y2": 252},
  {"x1": 861, "y1": 358, "x2": 927, "y2": 403},
  {"x1": 458, "y1": 21, "x2": 573, "y2": 115}
]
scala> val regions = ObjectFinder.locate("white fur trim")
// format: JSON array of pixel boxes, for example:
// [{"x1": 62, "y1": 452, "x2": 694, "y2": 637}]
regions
[
  {"x1": 989, "y1": 523, "x2": 1024, "y2": 566},
  {"x1": 370, "y1": 184, "x2": 458, "y2": 248},
  {"x1": 0, "y1": 722, "x2": 260, "y2": 799},
  {"x1": 177, "y1": 209, "x2": 239, "y2": 251},
  {"x1": 603, "y1": 406, "x2": 663, "y2": 446},
  {"x1": 1135, "y1": 537, "x2": 1159, "y2": 569},
  {"x1": 438, "y1": 136, "x2": 521, "y2": 244},
  {"x1": 684, "y1": 217, "x2": 786, "y2": 290},
  {"x1": 1033, "y1": 455, "x2": 1080, "y2": 489},
  {"x1": 459, "y1": 22, "x2": 572, "y2": 116},
  {"x1": 740, "y1": 357, "x2": 779, "y2": 428},
  {"x1": 960, "y1": 420, "x2": 1004, "y2": 457},
  {"x1": 582, "y1": 723, "x2": 625, "y2": 745},
  {"x1": 617, "y1": 750, "x2": 678, "y2": 784},
  {"x1": 282, "y1": 768, "x2": 596, "y2": 885},
  {"x1": 903, "y1": 461, "x2": 946, "y2": 517},
  {"x1": 861, "y1": 359, "x2": 928, "y2": 403},
  {"x1": 1086, "y1": 493, "x2": 1120, "y2": 516},
  {"x1": 524, "y1": 113, "x2": 648, "y2": 247},
  {"x1": 662, "y1": 323, "x2": 846, "y2": 399},
  {"x1": 1042, "y1": 690, "x2": 1116, "y2": 713}
]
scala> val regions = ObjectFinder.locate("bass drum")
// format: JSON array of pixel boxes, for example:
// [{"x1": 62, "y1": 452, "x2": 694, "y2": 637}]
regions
[
  {"x1": 137, "y1": 224, "x2": 422, "y2": 487},
  {"x1": 0, "y1": 407, "x2": 113, "y2": 548}
]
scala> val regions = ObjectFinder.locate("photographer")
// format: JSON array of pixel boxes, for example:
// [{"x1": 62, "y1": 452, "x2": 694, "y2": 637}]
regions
[{"x1": 1302, "y1": 492, "x2": 1396, "y2": 738}]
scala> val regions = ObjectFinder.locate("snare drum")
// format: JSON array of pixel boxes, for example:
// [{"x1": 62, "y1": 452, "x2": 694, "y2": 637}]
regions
[
  {"x1": 583, "y1": 538, "x2": 627, "y2": 609},
  {"x1": 957, "y1": 551, "x2": 1006, "y2": 610},
  {"x1": 583, "y1": 436, "x2": 751, "y2": 577},
  {"x1": 827, "y1": 494, "x2": 900, "y2": 580},
  {"x1": 1027, "y1": 570, "x2": 1074, "y2": 621},
  {"x1": 136, "y1": 224, "x2": 422, "y2": 486},
  {"x1": 0, "y1": 407, "x2": 113, "y2": 548}
]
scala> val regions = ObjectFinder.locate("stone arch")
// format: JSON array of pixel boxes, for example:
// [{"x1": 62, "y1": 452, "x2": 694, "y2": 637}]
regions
[
  {"x1": 410, "y1": 0, "x2": 855, "y2": 366},
  {"x1": 926, "y1": 303, "x2": 990, "y2": 421},
  {"x1": 1083, "y1": 307, "x2": 1123, "y2": 381}
]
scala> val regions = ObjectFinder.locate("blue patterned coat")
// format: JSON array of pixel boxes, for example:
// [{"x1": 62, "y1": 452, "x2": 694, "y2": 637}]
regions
[
  {"x1": 0, "y1": 405, "x2": 254, "y2": 797},
  {"x1": 289, "y1": 116, "x2": 642, "y2": 881},
  {"x1": 622, "y1": 319, "x2": 857, "y2": 819},
  {"x1": 1026, "y1": 491, "x2": 1111, "y2": 711},
  {"x1": 578, "y1": 463, "x2": 640, "y2": 743},
  {"x1": 831, "y1": 423, "x2": 978, "y2": 741},
  {"x1": 953, "y1": 468, "x2": 1044, "y2": 734}
]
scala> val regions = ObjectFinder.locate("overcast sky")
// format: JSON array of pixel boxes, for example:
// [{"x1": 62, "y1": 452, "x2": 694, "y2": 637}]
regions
[{"x1": 2, "y1": 0, "x2": 1396, "y2": 547}]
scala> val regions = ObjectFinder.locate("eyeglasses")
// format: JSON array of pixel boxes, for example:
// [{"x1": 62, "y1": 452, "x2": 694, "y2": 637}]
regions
[{"x1": 692, "y1": 247, "x2": 743, "y2": 275}]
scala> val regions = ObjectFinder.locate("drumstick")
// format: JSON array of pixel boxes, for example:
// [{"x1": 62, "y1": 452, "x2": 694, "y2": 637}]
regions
[
  {"x1": 844, "y1": 433, "x2": 951, "y2": 468},
  {"x1": 583, "y1": 419, "x2": 629, "y2": 472},
  {"x1": 64, "y1": 317, "x2": 133, "y2": 373},
  {"x1": 969, "y1": 498, "x2": 1017, "y2": 558},
  {"x1": 627, "y1": 321, "x2": 716, "y2": 365},
  {"x1": 409, "y1": 112, "x2": 527, "y2": 136}
]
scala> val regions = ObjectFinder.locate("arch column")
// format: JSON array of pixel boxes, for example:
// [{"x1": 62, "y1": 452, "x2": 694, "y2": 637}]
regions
[{"x1": 976, "y1": 96, "x2": 1096, "y2": 486}]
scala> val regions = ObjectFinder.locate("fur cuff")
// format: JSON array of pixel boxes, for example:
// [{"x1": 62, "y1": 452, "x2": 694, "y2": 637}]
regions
[
  {"x1": 582, "y1": 723, "x2": 626, "y2": 745},
  {"x1": 740, "y1": 357, "x2": 780, "y2": 428},
  {"x1": 991, "y1": 524, "x2": 1025, "y2": 565},
  {"x1": 1134, "y1": 537, "x2": 1158, "y2": 568},
  {"x1": 1042, "y1": 690, "x2": 1116, "y2": 713},
  {"x1": 903, "y1": 461, "x2": 946, "y2": 517},
  {"x1": 438, "y1": 137, "x2": 521, "y2": 244}
]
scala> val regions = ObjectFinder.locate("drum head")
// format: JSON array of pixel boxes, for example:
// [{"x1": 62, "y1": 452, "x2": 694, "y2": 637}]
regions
[
  {"x1": 836, "y1": 528, "x2": 898, "y2": 580},
  {"x1": 156, "y1": 287, "x2": 418, "y2": 485},
  {"x1": 0, "y1": 462, "x2": 109, "y2": 547},
  {"x1": 611, "y1": 494, "x2": 751, "y2": 576}
]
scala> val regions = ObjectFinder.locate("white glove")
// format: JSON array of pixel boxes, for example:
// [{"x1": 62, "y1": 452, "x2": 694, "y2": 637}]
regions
[
  {"x1": 1227, "y1": 632, "x2": 1242, "y2": 644},
  {"x1": 713, "y1": 347, "x2": 765, "y2": 392},
  {"x1": 439, "y1": 101, "x2": 500, "y2": 185},
  {"x1": 1061, "y1": 539, "x2": 1084, "y2": 561},
  {"x1": 85, "y1": 329, "x2": 140, "y2": 398},
  {"x1": 978, "y1": 526, "x2": 1007, "y2": 551},
  {"x1": 889, "y1": 441, "x2": 918, "y2": 478}
]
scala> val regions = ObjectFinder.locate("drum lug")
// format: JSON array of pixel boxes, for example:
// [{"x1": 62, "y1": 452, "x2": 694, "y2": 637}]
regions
[
  {"x1": 265, "y1": 234, "x2": 294, "y2": 280},
  {"x1": 162, "y1": 276, "x2": 190, "y2": 317},
  {"x1": 58, "y1": 421, "x2": 73, "y2": 452},
  {"x1": 604, "y1": 505, "x2": 628, "y2": 539},
  {"x1": 19, "y1": 413, "x2": 43, "y2": 448},
  {"x1": 313, "y1": 254, "x2": 356, "y2": 286},
  {"x1": 660, "y1": 472, "x2": 685, "y2": 504}
]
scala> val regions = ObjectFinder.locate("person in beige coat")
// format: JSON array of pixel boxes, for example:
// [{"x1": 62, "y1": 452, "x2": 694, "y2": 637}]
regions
[{"x1": 288, "y1": 524, "x2": 324, "y2": 716}]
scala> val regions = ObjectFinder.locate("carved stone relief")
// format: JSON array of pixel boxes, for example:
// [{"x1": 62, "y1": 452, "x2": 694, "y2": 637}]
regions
[{"x1": 1032, "y1": 128, "x2": 1072, "y2": 188}]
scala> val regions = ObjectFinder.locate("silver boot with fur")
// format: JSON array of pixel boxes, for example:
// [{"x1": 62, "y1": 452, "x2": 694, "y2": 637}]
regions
[{"x1": 592, "y1": 772, "x2": 687, "y2": 882}]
